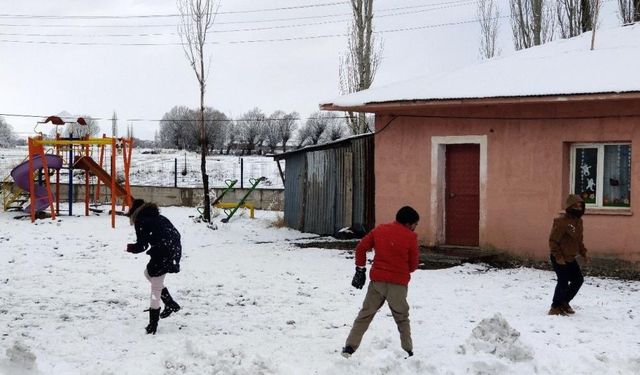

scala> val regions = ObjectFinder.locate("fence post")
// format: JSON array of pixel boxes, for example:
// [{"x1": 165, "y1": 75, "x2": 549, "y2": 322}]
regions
[
  {"x1": 240, "y1": 157, "x2": 244, "y2": 189},
  {"x1": 174, "y1": 158, "x2": 178, "y2": 188}
]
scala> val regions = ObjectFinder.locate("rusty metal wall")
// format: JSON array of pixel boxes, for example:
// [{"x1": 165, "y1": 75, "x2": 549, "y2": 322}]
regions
[
  {"x1": 332, "y1": 147, "x2": 352, "y2": 234},
  {"x1": 303, "y1": 150, "x2": 336, "y2": 235},
  {"x1": 280, "y1": 134, "x2": 374, "y2": 236},
  {"x1": 283, "y1": 153, "x2": 306, "y2": 230},
  {"x1": 352, "y1": 136, "x2": 375, "y2": 234}
]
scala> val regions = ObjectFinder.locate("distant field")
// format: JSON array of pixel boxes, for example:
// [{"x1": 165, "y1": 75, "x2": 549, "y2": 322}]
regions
[{"x1": 0, "y1": 147, "x2": 284, "y2": 189}]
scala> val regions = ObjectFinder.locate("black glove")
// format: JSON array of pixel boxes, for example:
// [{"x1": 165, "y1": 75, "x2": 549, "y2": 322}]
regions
[{"x1": 351, "y1": 267, "x2": 366, "y2": 289}]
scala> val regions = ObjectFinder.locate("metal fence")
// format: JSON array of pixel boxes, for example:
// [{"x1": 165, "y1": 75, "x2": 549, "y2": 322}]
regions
[{"x1": 0, "y1": 147, "x2": 284, "y2": 189}]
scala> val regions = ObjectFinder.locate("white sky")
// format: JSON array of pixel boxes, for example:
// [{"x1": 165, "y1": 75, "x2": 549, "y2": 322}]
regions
[{"x1": 0, "y1": 0, "x2": 621, "y2": 140}]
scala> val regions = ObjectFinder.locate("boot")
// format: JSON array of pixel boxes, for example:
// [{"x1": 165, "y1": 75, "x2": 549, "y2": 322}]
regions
[
  {"x1": 548, "y1": 306, "x2": 568, "y2": 316},
  {"x1": 160, "y1": 287, "x2": 181, "y2": 319},
  {"x1": 341, "y1": 345, "x2": 355, "y2": 358},
  {"x1": 561, "y1": 302, "x2": 575, "y2": 314},
  {"x1": 146, "y1": 308, "x2": 160, "y2": 334}
]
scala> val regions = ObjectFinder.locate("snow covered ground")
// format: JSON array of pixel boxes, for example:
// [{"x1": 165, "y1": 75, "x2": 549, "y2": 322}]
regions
[{"x1": 1, "y1": 206, "x2": 639, "y2": 374}]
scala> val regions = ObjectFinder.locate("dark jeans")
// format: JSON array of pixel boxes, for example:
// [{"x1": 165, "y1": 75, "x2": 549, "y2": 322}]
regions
[{"x1": 550, "y1": 255, "x2": 584, "y2": 308}]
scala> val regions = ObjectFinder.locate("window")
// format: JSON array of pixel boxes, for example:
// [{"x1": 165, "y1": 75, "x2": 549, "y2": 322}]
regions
[{"x1": 570, "y1": 143, "x2": 631, "y2": 208}]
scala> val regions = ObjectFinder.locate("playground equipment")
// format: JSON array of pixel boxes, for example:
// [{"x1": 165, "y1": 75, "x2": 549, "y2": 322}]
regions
[
  {"x1": 212, "y1": 179, "x2": 238, "y2": 206},
  {"x1": 196, "y1": 179, "x2": 237, "y2": 219},
  {"x1": 2, "y1": 115, "x2": 134, "y2": 228},
  {"x1": 218, "y1": 177, "x2": 265, "y2": 223},
  {"x1": 215, "y1": 202, "x2": 255, "y2": 219},
  {"x1": 10, "y1": 154, "x2": 63, "y2": 213}
]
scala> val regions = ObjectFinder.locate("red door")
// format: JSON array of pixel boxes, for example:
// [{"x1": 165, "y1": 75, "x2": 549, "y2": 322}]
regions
[{"x1": 445, "y1": 144, "x2": 480, "y2": 246}]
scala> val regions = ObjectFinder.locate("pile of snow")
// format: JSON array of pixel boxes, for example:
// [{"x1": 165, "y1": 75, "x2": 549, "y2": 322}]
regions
[
  {"x1": 0, "y1": 341, "x2": 38, "y2": 374},
  {"x1": 458, "y1": 313, "x2": 533, "y2": 362}
]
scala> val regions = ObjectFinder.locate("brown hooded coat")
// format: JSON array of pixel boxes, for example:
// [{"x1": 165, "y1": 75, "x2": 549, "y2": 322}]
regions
[{"x1": 548, "y1": 195, "x2": 587, "y2": 263}]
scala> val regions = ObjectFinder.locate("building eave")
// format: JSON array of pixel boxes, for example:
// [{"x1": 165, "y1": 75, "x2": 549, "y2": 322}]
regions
[{"x1": 320, "y1": 91, "x2": 640, "y2": 114}]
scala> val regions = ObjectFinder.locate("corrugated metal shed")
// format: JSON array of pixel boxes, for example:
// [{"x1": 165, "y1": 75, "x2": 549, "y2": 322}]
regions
[{"x1": 273, "y1": 133, "x2": 374, "y2": 236}]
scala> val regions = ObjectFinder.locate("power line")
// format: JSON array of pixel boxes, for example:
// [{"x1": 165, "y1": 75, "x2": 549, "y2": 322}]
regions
[
  {"x1": 0, "y1": 19, "x2": 352, "y2": 38},
  {"x1": 0, "y1": 16, "x2": 490, "y2": 46},
  {"x1": 0, "y1": 1, "x2": 477, "y2": 38},
  {"x1": 0, "y1": 112, "x2": 354, "y2": 123},
  {"x1": 0, "y1": 1, "x2": 351, "y2": 19},
  {"x1": 0, "y1": 0, "x2": 476, "y2": 28}
]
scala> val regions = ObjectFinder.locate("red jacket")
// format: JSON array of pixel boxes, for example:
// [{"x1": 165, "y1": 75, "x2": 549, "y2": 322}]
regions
[{"x1": 355, "y1": 221, "x2": 419, "y2": 286}]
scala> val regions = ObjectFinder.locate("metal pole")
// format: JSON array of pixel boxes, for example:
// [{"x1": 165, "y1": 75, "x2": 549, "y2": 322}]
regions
[
  {"x1": 240, "y1": 158, "x2": 244, "y2": 189},
  {"x1": 174, "y1": 158, "x2": 178, "y2": 188},
  {"x1": 68, "y1": 135, "x2": 73, "y2": 216}
]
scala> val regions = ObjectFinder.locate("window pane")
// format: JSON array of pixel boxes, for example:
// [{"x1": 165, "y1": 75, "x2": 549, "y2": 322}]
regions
[
  {"x1": 603, "y1": 145, "x2": 631, "y2": 207},
  {"x1": 574, "y1": 147, "x2": 598, "y2": 204}
]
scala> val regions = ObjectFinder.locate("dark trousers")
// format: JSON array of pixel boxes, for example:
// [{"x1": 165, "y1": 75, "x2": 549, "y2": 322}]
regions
[{"x1": 550, "y1": 255, "x2": 584, "y2": 308}]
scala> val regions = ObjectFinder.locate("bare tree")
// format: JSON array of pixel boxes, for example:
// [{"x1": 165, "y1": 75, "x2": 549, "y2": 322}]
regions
[
  {"x1": 478, "y1": 0, "x2": 501, "y2": 59},
  {"x1": 510, "y1": 0, "x2": 555, "y2": 50},
  {"x1": 265, "y1": 110, "x2": 298, "y2": 153},
  {"x1": 324, "y1": 119, "x2": 347, "y2": 142},
  {"x1": 264, "y1": 111, "x2": 284, "y2": 154},
  {"x1": 159, "y1": 106, "x2": 193, "y2": 149},
  {"x1": 224, "y1": 121, "x2": 237, "y2": 155},
  {"x1": 557, "y1": 0, "x2": 600, "y2": 37},
  {"x1": 64, "y1": 116, "x2": 100, "y2": 138},
  {"x1": 339, "y1": 0, "x2": 382, "y2": 135},
  {"x1": 298, "y1": 112, "x2": 343, "y2": 146},
  {"x1": 0, "y1": 116, "x2": 16, "y2": 148},
  {"x1": 278, "y1": 111, "x2": 298, "y2": 153},
  {"x1": 238, "y1": 108, "x2": 265, "y2": 155},
  {"x1": 203, "y1": 107, "x2": 228, "y2": 153},
  {"x1": 177, "y1": 0, "x2": 221, "y2": 222},
  {"x1": 617, "y1": 0, "x2": 638, "y2": 23}
]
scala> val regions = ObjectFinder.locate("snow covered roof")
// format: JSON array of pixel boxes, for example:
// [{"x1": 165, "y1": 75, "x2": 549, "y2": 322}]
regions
[
  {"x1": 321, "y1": 23, "x2": 640, "y2": 110},
  {"x1": 272, "y1": 132, "x2": 373, "y2": 160}
]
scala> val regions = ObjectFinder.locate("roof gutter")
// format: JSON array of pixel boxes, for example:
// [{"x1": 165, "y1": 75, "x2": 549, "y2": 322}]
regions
[{"x1": 320, "y1": 91, "x2": 640, "y2": 113}]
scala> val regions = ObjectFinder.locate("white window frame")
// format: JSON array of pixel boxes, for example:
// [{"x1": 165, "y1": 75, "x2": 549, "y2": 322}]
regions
[{"x1": 569, "y1": 142, "x2": 631, "y2": 209}]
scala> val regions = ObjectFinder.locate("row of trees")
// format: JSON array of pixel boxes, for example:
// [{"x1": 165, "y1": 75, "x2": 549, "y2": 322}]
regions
[
  {"x1": 0, "y1": 107, "x2": 368, "y2": 154},
  {"x1": 156, "y1": 106, "x2": 361, "y2": 155},
  {"x1": 478, "y1": 0, "x2": 640, "y2": 59}
]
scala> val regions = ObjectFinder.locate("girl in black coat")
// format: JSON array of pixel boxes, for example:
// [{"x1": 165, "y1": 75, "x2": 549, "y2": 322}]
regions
[{"x1": 126, "y1": 199, "x2": 182, "y2": 334}]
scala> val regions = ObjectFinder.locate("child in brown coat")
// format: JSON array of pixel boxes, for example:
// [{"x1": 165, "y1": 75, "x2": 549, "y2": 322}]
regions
[{"x1": 548, "y1": 194, "x2": 591, "y2": 316}]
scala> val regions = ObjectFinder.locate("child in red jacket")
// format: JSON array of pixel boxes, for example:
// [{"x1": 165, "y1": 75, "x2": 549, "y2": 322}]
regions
[{"x1": 342, "y1": 206, "x2": 420, "y2": 358}]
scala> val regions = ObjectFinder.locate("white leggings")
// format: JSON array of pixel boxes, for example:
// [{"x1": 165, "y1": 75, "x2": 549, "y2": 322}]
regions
[{"x1": 144, "y1": 269, "x2": 166, "y2": 309}]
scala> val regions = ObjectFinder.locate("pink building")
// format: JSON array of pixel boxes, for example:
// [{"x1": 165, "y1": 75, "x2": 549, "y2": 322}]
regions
[{"x1": 321, "y1": 24, "x2": 640, "y2": 264}]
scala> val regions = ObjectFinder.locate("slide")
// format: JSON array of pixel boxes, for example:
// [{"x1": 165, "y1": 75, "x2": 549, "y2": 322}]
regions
[
  {"x1": 73, "y1": 156, "x2": 130, "y2": 205},
  {"x1": 10, "y1": 154, "x2": 63, "y2": 212}
]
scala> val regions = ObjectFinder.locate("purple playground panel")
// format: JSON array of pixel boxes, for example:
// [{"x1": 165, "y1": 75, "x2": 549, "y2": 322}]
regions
[{"x1": 10, "y1": 155, "x2": 63, "y2": 212}]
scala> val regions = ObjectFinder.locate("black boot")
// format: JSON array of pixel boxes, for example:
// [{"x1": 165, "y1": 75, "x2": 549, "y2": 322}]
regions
[
  {"x1": 146, "y1": 308, "x2": 160, "y2": 334},
  {"x1": 160, "y1": 287, "x2": 181, "y2": 319}
]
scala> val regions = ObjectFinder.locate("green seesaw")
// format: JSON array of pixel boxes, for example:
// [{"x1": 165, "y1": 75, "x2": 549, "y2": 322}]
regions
[
  {"x1": 196, "y1": 179, "x2": 237, "y2": 219},
  {"x1": 220, "y1": 177, "x2": 265, "y2": 223}
]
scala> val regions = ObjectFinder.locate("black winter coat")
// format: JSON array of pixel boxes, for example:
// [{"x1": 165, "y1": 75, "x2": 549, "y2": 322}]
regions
[{"x1": 129, "y1": 203, "x2": 181, "y2": 277}]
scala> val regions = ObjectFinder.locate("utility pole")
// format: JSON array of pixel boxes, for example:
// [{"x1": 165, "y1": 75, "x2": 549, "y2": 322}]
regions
[{"x1": 111, "y1": 111, "x2": 118, "y2": 137}]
